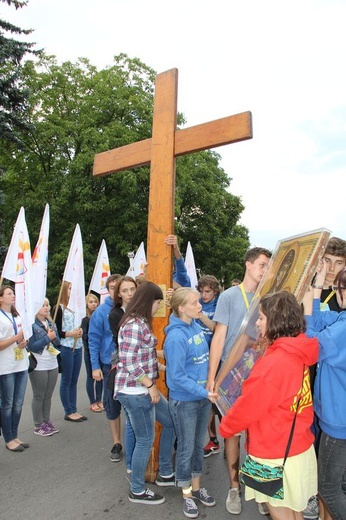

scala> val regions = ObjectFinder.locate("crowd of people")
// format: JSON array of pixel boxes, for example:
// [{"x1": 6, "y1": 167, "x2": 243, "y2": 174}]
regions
[{"x1": 0, "y1": 235, "x2": 345, "y2": 520}]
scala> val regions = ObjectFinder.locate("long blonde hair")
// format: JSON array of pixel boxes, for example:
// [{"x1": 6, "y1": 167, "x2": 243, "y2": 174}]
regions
[
  {"x1": 85, "y1": 293, "x2": 99, "y2": 318},
  {"x1": 170, "y1": 288, "x2": 200, "y2": 317},
  {"x1": 36, "y1": 297, "x2": 52, "y2": 320}
]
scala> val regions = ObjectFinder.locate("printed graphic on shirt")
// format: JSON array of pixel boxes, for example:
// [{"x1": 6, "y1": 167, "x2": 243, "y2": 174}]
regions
[{"x1": 290, "y1": 366, "x2": 312, "y2": 414}]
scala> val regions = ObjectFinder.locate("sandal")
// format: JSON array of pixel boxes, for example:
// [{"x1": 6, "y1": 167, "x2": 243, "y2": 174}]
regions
[
  {"x1": 89, "y1": 403, "x2": 102, "y2": 413},
  {"x1": 96, "y1": 401, "x2": 105, "y2": 411}
]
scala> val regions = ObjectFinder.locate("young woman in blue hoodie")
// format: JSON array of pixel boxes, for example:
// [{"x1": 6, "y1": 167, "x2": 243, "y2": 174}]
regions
[
  {"x1": 164, "y1": 287, "x2": 218, "y2": 519},
  {"x1": 304, "y1": 261, "x2": 346, "y2": 520}
]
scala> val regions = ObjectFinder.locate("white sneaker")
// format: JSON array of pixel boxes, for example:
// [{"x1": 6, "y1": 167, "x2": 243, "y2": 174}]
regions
[
  {"x1": 258, "y1": 502, "x2": 270, "y2": 515},
  {"x1": 226, "y1": 488, "x2": 241, "y2": 514}
]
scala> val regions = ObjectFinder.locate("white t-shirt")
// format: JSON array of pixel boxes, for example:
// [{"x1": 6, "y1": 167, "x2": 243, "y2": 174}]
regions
[
  {"x1": 32, "y1": 348, "x2": 59, "y2": 371},
  {"x1": 0, "y1": 311, "x2": 28, "y2": 375}
]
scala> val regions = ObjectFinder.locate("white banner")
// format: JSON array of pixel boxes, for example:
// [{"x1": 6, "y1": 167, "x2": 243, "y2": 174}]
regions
[
  {"x1": 1, "y1": 207, "x2": 35, "y2": 340},
  {"x1": 63, "y1": 224, "x2": 85, "y2": 326},
  {"x1": 88, "y1": 239, "x2": 110, "y2": 303},
  {"x1": 185, "y1": 241, "x2": 198, "y2": 289}
]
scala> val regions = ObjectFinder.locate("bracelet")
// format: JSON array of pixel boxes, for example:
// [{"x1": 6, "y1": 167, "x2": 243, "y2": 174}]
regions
[
  {"x1": 312, "y1": 284, "x2": 324, "y2": 289},
  {"x1": 147, "y1": 382, "x2": 154, "y2": 389}
]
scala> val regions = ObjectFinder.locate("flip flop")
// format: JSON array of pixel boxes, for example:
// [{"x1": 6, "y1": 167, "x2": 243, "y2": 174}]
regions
[{"x1": 89, "y1": 403, "x2": 102, "y2": 413}]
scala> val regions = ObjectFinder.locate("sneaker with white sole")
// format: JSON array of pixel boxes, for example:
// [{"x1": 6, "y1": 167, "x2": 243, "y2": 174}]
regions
[
  {"x1": 303, "y1": 496, "x2": 319, "y2": 519},
  {"x1": 192, "y1": 487, "x2": 216, "y2": 506},
  {"x1": 203, "y1": 439, "x2": 220, "y2": 458},
  {"x1": 45, "y1": 421, "x2": 59, "y2": 434},
  {"x1": 34, "y1": 423, "x2": 53, "y2": 437},
  {"x1": 183, "y1": 497, "x2": 199, "y2": 518},
  {"x1": 128, "y1": 488, "x2": 165, "y2": 505},
  {"x1": 110, "y1": 443, "x2": 122, "y2": 462},
  {"x1": 226, "y1": 488, "x2": 241, "y2": 514},
  {"x1": 258, "y1": 502, "x2": 270, "y2": 515},
  {"x1": 155, "y1": 473, "x2": 175, "y2": 486}
]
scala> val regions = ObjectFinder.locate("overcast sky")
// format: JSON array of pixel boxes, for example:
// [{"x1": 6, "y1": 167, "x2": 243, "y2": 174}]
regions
[{"x1": 4, "y1": 0, "x2": 346, "y2": 251}]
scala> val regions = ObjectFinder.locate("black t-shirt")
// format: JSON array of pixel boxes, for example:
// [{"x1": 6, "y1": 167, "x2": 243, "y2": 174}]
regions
[
  {"x1": 108, "y1": 306, "x2": 124, "y2": 349},
  {"x1": 320, "y1": 288, "x2": 342, "y2": 312}
]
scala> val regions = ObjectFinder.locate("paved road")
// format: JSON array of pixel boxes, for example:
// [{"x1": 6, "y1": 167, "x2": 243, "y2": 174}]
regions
[{"x1": 1, "y1": 368, "x2": 266, "y2": 520}]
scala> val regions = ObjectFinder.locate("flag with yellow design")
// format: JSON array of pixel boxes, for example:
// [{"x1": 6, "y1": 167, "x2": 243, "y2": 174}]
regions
[
  {"x1": 126, "y1": 242, "x2": 146, "y2": 278},
  {"x1": 88, "y1": 239, "x2": 110, "y2": 303},
  {"x1": 1, "y1": 207, "x2": 35, "y2": 339}
]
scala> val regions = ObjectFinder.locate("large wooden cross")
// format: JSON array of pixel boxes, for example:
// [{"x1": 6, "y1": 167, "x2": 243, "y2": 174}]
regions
[{"x1": 93, "y1": 67, "x2": 252, "y2": 479}]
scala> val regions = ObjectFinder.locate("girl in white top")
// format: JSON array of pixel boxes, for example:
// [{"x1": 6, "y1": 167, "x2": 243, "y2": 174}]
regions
[{"x1": 0, "y1": 285, "x2": 29, "y2": 452}]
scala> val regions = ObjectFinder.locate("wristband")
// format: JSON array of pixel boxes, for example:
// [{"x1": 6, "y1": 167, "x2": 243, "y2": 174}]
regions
[
  {"x1": 312, "y1": 284, "x2": 324, "y2": 289},
  {"x1": 147, "y1": 382, "x2": 154, "y2": 389}
]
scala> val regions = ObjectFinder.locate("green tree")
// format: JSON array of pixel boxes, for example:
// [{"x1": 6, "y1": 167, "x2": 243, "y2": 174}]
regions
[
  {"x1": 0, "y1": 0, "x2": 40, "y2": 144},
  {"x1": 0, "y1": 53, "x2": 249, "y2": 299}
]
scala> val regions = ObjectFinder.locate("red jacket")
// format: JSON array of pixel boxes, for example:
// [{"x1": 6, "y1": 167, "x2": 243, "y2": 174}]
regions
[{"x1": 219, "y1": 333, "x2": 318, "y2": 459}]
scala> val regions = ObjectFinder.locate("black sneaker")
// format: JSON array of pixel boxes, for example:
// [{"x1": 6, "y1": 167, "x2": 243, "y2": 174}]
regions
[
  {"x1": 183, "y1": 497, "x2": 199, "y2": 518},
  {"x1": 110, "y1": 443, "x2": 122, "y2": 462},
  {"x1": 192, "y1": 487, "x2": 216, "y2": 506},
  {"x1": 128, "y1": 488, "x2": 165, "y2": 505},
  {"x1": 155, "y1": 473, "x2": 175, "y2": 486}
]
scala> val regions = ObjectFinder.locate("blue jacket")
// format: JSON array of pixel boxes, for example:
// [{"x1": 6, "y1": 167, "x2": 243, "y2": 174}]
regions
[
  {"x1": 305, "y1": 298, "x2": 346, "y2": 439},
  {"x1": 173, "y1": 256, "x2": 191, "y2": 287},
  {"x1": 27, "y1": 318, "x2": 60, "y2": 354},
  {"x1": 164, "y1": 314, "x2": 209, "y2": 401},
  {"x1": 88, "y1": 297, "x2": 115, "y2": 369},
  {"x1": 196, "y1": 295, "x2": 219, "y2": 347}
]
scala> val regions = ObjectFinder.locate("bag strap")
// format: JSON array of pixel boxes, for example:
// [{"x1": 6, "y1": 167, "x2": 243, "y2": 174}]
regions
[
  {"x1": 246, "y1": 364, "x2": 305, "y2": 465},
  {"x1": 282, "y1": 364, "x2": 305, "y2": 466}
]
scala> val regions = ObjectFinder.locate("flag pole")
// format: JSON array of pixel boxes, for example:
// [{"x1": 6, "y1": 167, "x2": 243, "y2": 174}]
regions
[{"x1": 52, "y1": 281, "x2": 64, "y2": 326}]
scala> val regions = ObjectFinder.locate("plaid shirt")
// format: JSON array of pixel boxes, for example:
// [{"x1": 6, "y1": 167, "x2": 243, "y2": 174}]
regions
[{"x1": 114, "y1": 316, "x2": 158, "y2": 396}]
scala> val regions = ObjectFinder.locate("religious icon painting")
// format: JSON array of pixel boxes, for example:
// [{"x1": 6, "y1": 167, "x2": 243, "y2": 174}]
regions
[{"x1": 215, "y1": 227, "x2": 331, "y2": 416}]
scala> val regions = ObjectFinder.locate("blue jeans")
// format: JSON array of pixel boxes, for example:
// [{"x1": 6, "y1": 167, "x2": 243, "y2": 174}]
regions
[
  {"x1": 101, "y1": 363, "x2": 121, "y2": 420},
  {"x1": 0, "y1": 370, "x2": 28, "y2": 443},
  {"x1": 59, "y1": 346, "x2": 82, "y2": 415},
  {"x1": 117, "y1": 392, "x2": 175, "y2": 493},
  {"x1": 169, "y1": 398, "x2": 211, "y2": 487},
  {"x1": 125, "y1": 418, "x2": 136, "y2": 470},
  {"x1": 318, "y1": 431, "x2": 346, "y2": 519},
  {"x1": 84, "y1": 348, "x2": 103, "y2": 404}
]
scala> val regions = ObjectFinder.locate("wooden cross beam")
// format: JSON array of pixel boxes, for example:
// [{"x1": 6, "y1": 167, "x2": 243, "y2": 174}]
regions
[
  {"x1": 94, "y1": 67, "x2": 252, "y2": 321},
  {"x1": 93, "y1": 67, "x2": 252, "y2": 479}
]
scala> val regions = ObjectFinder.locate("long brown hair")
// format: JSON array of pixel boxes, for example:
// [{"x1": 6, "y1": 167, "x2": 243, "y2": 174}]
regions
[
  {"x1": 112, "y1": 276, "x2": 137, "y2": 309},
  {"x1": 59, "y1": 281, "x2": 71, "y2": 309},
  {"x1": 0, "y1": 285, "x2": 19, "y2": 317},
  {"x1": 259, "y1": 290, "x2": 305, "y2": 344},
  {"x1": 334, "y1": 268, "x2": 346, "y2": 305},
  {"x1": 119, "y1": 281, "x2": 163, "y2": 330}
]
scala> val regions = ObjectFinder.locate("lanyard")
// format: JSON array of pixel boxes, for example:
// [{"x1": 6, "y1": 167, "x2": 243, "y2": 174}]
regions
[
  {"x1": 239, "y1": 283, "x2": 250, "y2": 310},
  {"x1": 0, "y1": 309, "x2": 18, "y2": 335},
  {"x1": 321, "y1": 290, "x2": 335, "y2": 310}
]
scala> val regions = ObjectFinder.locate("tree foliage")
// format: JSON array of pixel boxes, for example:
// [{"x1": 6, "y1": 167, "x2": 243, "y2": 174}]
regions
[
  {"x1": 0, "y1": 0, "x2": 40, "y2": 144},
  {"x1": 0, "y1": 53, "x2": 250, "y2": 300}
]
